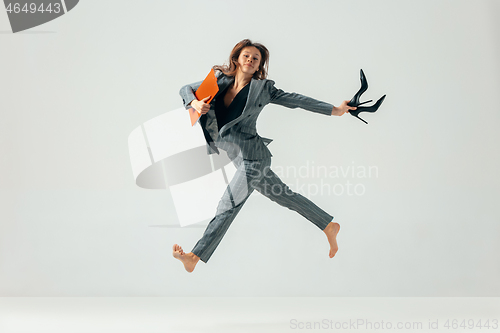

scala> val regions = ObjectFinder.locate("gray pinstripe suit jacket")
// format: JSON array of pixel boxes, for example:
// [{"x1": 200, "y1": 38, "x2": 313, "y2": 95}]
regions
[{"x1": 180, "y1": 70, "x2": 334, "y2": 160}]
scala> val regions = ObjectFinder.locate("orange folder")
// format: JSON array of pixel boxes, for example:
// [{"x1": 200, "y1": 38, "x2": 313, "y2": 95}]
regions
[{"x1": 188, "y1": 68, "x2": 219, "y2": 126}]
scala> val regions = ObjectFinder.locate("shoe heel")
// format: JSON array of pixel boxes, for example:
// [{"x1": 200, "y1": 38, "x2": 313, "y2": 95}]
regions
[{"x1": 355, "y1": 115, "x2": 368, "y2": 124}]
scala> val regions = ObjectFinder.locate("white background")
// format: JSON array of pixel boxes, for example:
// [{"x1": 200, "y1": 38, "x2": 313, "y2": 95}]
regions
[{"x1": 1, "y1": 0, "x2": 499, "y2": 296}]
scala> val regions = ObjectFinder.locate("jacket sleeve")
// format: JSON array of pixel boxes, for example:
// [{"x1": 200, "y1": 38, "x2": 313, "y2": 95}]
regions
[
  {"x1": 179, "y1": 69, "x2": 223, "y2": 109},
  {"x1": 267, "y1": 80, "x2": 333, "y2": 116}
]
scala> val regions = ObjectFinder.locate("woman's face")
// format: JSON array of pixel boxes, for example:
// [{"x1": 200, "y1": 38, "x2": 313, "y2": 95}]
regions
[{"x1": 236, "y1": 46, "x2": 261, "y2": 76}]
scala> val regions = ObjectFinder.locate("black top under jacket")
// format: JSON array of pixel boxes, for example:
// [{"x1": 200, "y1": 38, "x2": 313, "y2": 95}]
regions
[{"x1": 214, "y1": 83, "x2": 250, "y2": 131}]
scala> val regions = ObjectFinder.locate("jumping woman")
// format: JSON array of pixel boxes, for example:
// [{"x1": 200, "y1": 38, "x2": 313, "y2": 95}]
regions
[{"x1": 173, "y1": 39, "x2": 356, "y2": 272}]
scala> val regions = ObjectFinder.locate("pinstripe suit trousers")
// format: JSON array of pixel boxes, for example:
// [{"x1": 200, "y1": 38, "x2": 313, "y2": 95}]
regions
[{"x1": 191, "y1": 154, "x2": 334, "y2": 263}]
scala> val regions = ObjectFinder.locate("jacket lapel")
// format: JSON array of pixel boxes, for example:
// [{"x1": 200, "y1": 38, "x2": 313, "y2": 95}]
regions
[
  {"x1": 201, "y1": 75, "x2": 232, "y2": 143},
  {"x1": 215, "y1": 75, "x2": 234, "y2": 99},
  {"x1": 218, "y1": 78, "x2": 267, "y2": 136}
]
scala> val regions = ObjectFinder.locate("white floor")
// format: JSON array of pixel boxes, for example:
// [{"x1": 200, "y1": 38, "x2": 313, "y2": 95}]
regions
[{"x1": 0, "y1": 297, "x2": 499, "y2": 332}]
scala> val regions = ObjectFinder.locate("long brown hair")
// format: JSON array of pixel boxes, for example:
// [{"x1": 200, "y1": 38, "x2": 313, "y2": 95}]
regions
[{"x1": 213, "y1": 39, "x2": 269, "y2": 80}]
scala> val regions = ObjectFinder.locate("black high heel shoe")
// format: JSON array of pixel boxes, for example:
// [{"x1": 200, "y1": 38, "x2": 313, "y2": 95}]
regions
[
  {"x1": 347, "y1": 69, "x2": 386, "y2": 124},
  {"x1": 349, "y1": 95, "x2": 386, "y2": 124}
]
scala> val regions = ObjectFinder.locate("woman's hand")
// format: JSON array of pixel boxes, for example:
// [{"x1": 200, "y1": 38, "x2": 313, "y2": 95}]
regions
[
  {"x1": 190, "y1": 96, "x2": 211, "y2": 115},
  {"x1": 331, "y1": 100, "x2": 357, "y2": 116}
]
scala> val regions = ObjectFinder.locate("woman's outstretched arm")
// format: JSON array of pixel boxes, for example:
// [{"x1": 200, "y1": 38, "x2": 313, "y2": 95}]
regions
[{"x1": 267, "y1": 80, "x2": 355, "y2": 116}]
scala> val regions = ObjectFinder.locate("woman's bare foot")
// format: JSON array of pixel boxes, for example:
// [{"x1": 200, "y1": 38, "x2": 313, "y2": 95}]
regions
[
  {"x1": 323, "y1": 222, "x2": 340, "y2": 258},
  {"x1": 172, "y1": 244, "x2": 200, "y2": 272}
]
